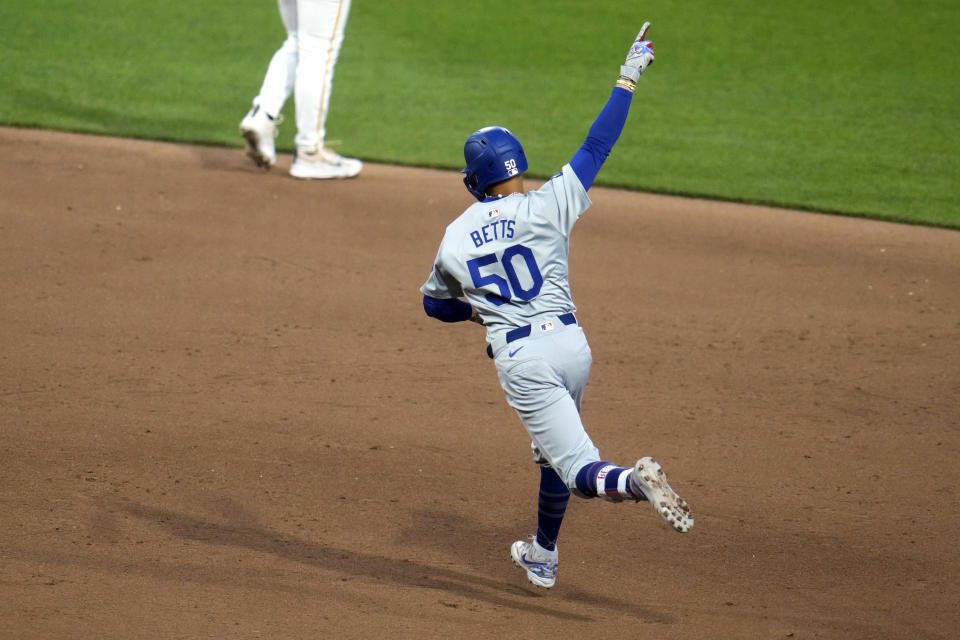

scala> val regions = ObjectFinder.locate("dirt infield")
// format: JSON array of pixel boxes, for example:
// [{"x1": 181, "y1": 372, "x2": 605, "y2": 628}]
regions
[{"x1": 1, "y1": 126, "x2": 958, "y2": 639}]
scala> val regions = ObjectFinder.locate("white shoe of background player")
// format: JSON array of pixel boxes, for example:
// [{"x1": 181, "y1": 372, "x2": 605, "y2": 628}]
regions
[
  {"x1": 510, "y1": 537, "x2": 558, "y2": 588},
  {"x1": 240, "y1": 105, "x2": 280, "y2": 169},
  {"x1": 629, "y1": 456, "x2": 694, "y2": 533},
  {"x1": 290, "y1": 146, "x2": 362, "y2": 179}
]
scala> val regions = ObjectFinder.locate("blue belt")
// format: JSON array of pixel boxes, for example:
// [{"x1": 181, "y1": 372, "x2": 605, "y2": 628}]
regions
[
  {"x1": 485, "y1": 313, "x2": 578, "y2": 358},
  {"x1": 506, "y1": 312, "x2": 577, "y2": 343}
]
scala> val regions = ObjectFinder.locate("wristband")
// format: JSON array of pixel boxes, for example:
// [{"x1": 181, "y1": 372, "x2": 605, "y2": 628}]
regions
[{"x1": 616, "y1": 76, "x2": 637, "y2": 93}]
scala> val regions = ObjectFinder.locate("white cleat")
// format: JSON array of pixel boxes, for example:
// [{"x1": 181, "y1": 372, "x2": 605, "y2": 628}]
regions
[
  {"x1": 240, "y1": 105, "x2": 279, "y2": 169},
  {"x1": 510, "y1": 537, "x2": 558, "y2": 589},
  {"x1": 629, "y1": 456, "x2": 694, "y2": 533},
  {"x1": 290, "y1": 147, "x2": 362, "y2": 179}
]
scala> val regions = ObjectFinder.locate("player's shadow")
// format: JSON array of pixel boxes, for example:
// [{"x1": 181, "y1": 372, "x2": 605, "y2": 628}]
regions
[
  {"x1": 396, "y1": 507, "x2": 674, "y2": 619},
  {"x1": 120, "y1": 499, "x2": 670, "y2": 623},
  {"x1": 121, "y1": 500, "x2": 585, "y2": 620}
]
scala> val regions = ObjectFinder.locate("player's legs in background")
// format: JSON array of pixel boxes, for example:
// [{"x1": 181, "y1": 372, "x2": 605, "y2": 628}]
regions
[
  {"x1": 240, "y1": 0, "x2": 297, "y2": 168},
  {"x1": 289, "y1": 0, "x2": 361, "y2": 178},
  {"x1": 255, "y1": 0, "x2": 299, "y2": 117},
  {"x1": 292, "y1": 0, "x2": 351, "y2": 152}
]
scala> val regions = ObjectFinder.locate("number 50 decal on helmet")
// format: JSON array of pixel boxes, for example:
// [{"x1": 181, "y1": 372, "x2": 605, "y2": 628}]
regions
[{"x1": 461, "y1": 127, "x2": 528, "y2": 201}]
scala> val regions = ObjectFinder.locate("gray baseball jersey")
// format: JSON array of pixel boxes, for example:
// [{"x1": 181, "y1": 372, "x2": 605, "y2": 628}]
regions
[
  {"x1": 420, "y1": 163, "x2": 590, "y2": 342},
  {"x1": 421, "y1": 163, "x2": 602, "y2": 485}
]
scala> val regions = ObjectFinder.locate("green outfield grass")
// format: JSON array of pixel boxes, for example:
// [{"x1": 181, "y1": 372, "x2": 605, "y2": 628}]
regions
[{"x1": 1, "y1": 1, "x2": 957, "y2": 227}]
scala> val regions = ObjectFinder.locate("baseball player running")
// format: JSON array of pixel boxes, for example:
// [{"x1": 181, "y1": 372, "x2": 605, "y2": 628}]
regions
[
  {"x1": 240, "y1": 0, "x2": 361, "y2": 179},
  {"x1": 420, "y1": 24, "x2": 693, "y2": 589}
]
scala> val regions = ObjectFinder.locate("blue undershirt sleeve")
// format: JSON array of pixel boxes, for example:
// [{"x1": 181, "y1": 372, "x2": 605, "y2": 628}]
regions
[
  {"x1": 422, "y1": 295, "x2": 474, "y2": 323},
  {"x1": 569, "y1": 86, "x2": 634, "y2": 191}
]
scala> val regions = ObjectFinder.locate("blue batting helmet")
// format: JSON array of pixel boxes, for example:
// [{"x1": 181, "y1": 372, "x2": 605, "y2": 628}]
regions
[{"x1": 461, "y1": 126, "x2": 528, "y2": 201}]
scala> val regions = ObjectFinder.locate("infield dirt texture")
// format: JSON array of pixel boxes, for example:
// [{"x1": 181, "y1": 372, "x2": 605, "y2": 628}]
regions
[{"x1": 2, "y1": 127, "x2": 958, "y2": 639}]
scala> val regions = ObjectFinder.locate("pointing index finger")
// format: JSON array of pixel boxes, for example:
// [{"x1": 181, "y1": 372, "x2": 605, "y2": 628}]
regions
[{"x1": 637, "y1": 21, "x2": 651, "y2": 41}]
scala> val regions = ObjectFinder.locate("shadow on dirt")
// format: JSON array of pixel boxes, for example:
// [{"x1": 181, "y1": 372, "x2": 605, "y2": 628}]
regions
[{"x1": 121, "y1": 499, "x2": 671, "y2": 623}]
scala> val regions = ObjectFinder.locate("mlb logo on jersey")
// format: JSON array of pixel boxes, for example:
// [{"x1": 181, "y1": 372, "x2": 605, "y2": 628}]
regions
[
  {"x1": 539, "y1": 321, "x2": 555, "y2": 332},
  {"x1": 487, "y1": 208, "x2": 501, "y2": 219}
]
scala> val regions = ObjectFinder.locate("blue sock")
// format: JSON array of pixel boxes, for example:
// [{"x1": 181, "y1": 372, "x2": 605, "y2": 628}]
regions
[
  {"x1": 575, "y1": 460, "x2": 641, "y2": 500},
  {"x1": 535, "y1": 466, "x2": 570, "y2": 551}
]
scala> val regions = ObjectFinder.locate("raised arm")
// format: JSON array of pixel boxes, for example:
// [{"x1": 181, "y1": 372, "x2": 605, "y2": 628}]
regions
[{"x1": 570, "y1": 23, "x2": 655, "y2": 190}]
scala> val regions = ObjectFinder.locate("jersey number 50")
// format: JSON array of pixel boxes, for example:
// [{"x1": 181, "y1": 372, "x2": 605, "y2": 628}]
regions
[{"x1": 466, "y1": 244, "x2": 543, "y2": 306}]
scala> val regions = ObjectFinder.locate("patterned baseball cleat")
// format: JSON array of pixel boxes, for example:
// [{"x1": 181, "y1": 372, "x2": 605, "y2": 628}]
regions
[
  {"x1": 510, "y1": 537, "x2": 558, "y2": 588},
  {"x1": 240, "y1": 105, "x2": 280, "y2": 169},
  {"x1": 629, "y1": 456, "x2": 694, "y2": 533},
  {"x1": 290, "y1": 147, "x2": 362, "y2": 179}
]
